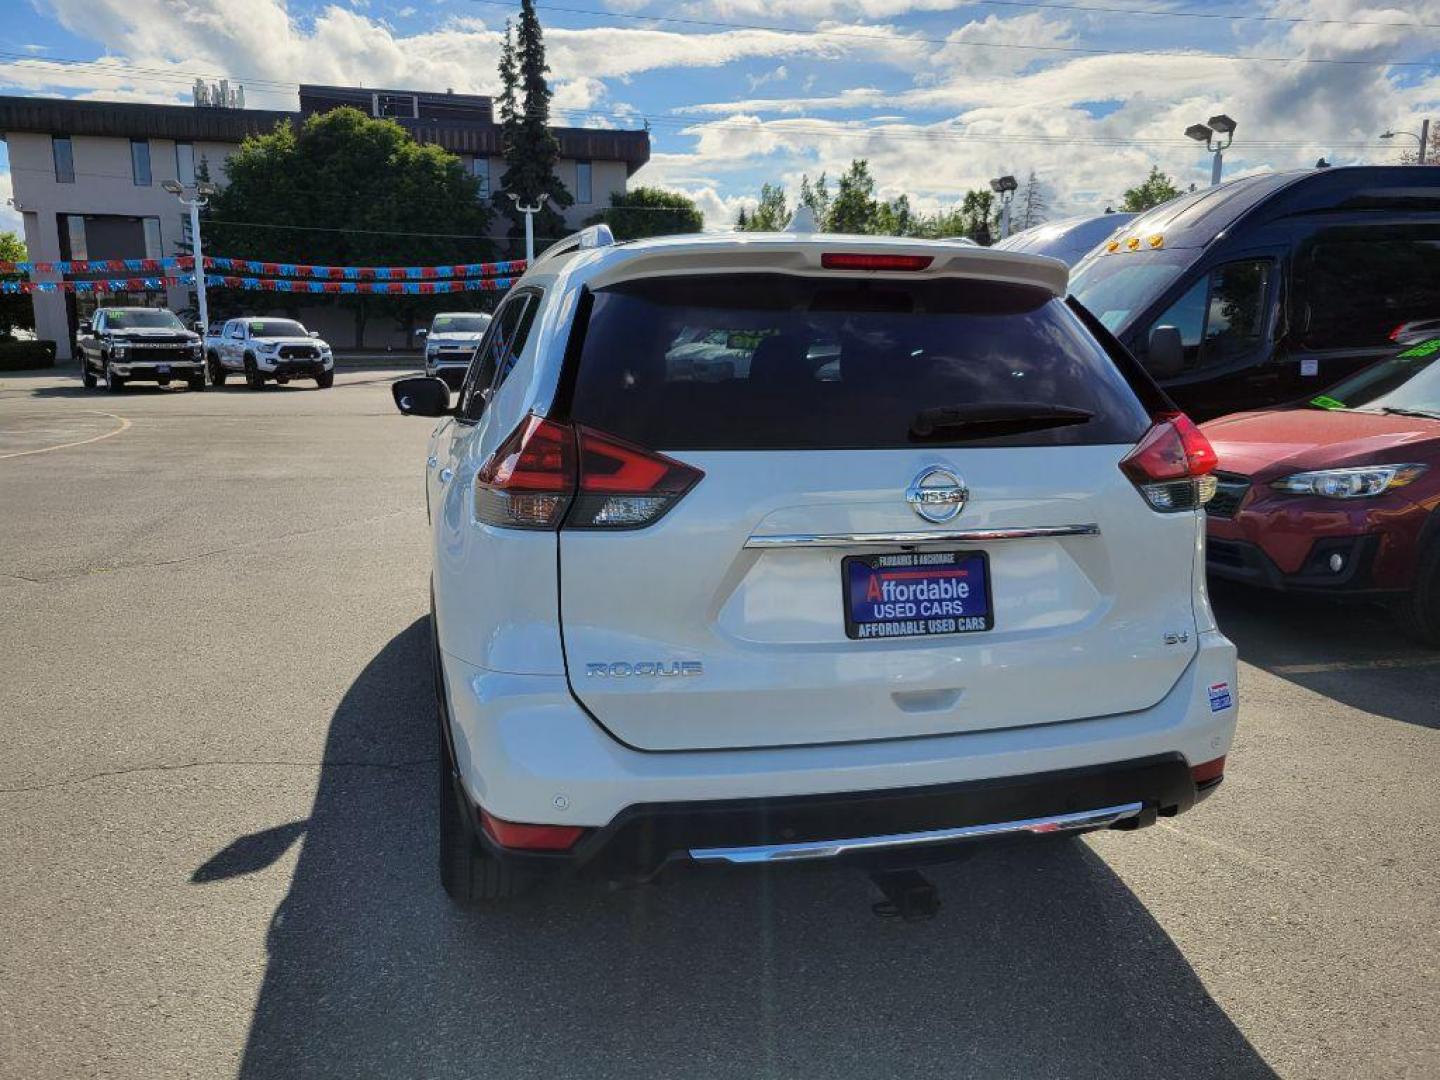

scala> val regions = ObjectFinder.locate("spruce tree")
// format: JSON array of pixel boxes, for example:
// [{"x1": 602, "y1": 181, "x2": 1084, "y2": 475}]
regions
[{"x1": 498, "y1": 0, "x2": 571, "y2": 251}]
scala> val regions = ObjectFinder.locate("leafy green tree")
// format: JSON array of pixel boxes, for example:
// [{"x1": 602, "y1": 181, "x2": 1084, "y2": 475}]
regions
[
  {"x1": 1016, "y1": 169, "x2": 1049, "y2": 231},
  {"x1": 203, "y1": 108, "x2": 493, "y2": 346},
  {"x1": 586, "y1": 186, "x2": 702, "y2": 240},
  {"x1": 0, "y1": 231, "x2": 34, "y2": 339},
  {"x1": 828, "y1": 160, "x2": 881, "y2": 233},
  {"x1": 798, "y1": 173, "x2": 832, "y2": 227},
  {"x1": 874, "y1": 193, "x2": 919, "y2": 237},
  {"x1": 1121, "y1": 166, "x2": 1182, "y2": 212},
  {"x1": 498, "y1": 1, "x2": 572, "y2": 250},
  {"x1": 740, "y1": 183, "x2": 790, "y2": 231}
]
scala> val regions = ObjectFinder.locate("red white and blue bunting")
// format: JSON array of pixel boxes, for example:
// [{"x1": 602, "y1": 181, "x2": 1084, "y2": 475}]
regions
[
  {"x1": 0, "y1": 276, "x2": 195, "y2": 294},
  {"x1": 0, "y1": 257, "x2": 194, "y2": 275},
  {"x1": 205, "y1": 275, "x2": 516, "y2": 294},
  {"x1": 201, "y1": 257, "x2": 526, "y2": 280}
]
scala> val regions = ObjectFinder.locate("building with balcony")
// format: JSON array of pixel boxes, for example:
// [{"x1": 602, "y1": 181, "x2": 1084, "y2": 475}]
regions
[{"x1": 0, "y1": 84, "x2": 650, "y2": 358}]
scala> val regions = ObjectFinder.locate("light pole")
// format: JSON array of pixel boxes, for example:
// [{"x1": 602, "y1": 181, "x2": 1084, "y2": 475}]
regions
[
  {"x1": 508, "y1": 192, "x2": 550, "y2": 263},
  {"x1": 989, "y1": 174, "x2": 1018, "y2": 240},
  {"x1": 161, "y1": 179, "x2": 216, "y2": 337},
  {"x1": 1380, "y1": 120, "x2": 1430, "y2": 164},
  {"x1": 1185, "y1": 114, "x2": 1237, "y2": 186}
]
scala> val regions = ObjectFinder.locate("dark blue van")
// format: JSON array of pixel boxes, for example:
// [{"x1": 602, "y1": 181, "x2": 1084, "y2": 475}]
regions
[{"x1": 1069, "y1": 166, "x2": 1440, "y2": 418}]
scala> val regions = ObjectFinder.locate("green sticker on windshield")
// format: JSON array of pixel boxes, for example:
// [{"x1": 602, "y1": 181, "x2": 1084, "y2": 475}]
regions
[
  {"x1": 1398, "y1": 338, "x2": 1440, "y2": 359},
  {"x1": 1309, "y1": 395, "x2": 1346, "y2": 410}
]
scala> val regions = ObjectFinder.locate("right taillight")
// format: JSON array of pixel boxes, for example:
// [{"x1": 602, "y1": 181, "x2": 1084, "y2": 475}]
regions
[
  {"x1": 568, "y1": 425, "x2": 704, "y2": 529},
  {"x1": 474, "y1": 414, "x2": 703, "y2": 531},
  {"x1": 1119, "y1": 412, "x2": 1219, "y2": 512}
]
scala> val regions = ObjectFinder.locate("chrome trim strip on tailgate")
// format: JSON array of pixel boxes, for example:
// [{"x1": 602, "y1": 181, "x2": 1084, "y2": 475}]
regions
[
  {"x1": 689, "y1": 801, "x2": 1143, "y2": 864},
  {"x1": 744, "y1": 524, "x2": 1100, "y2": 549}
]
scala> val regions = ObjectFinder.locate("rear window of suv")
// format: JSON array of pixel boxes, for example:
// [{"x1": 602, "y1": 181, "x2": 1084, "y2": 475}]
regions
[{"x1": 567, "y1": 274, "x2": 1151, "y2": 450}]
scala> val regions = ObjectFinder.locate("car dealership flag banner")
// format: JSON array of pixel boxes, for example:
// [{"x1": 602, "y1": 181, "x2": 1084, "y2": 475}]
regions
[
  {"x1": 0, "y1": 257, "x2": 195, "y2": 275},
  {"x1": 0, "y1": 256, "x2": 525, "y2": 279},
  {"x1": 0, "y1": 275, "x2": 196, "y2": 294},
  {"x1": 205, "y1": 275, "x2": 516, "y2": 294},
  {"x1": 201, "y1": 257, "x2": 527, "y2": 280}
]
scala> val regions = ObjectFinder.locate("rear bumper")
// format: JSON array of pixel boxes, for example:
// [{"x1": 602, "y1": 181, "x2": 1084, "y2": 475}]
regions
[
  {"x1": 460, "y1": 752, "x2": 1213, "y2": 880},
  {"x1": 440, "y1": 629, "x2": 1238, "y2": 857}
]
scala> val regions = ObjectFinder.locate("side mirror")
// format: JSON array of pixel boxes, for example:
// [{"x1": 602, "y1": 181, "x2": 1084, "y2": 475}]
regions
[
  {"x1": 78, "y1": 320, "x2": 92, "y2": 335},
  {"x1": 392, "y1": 376, "x2": 452, "y2": 417},
  {"x1": 414, "y1": 328, "x2": 429, "y2": 339},
  {"x1": 1145, "y1": 325, "x2": 1185, "y2": 380},
  {"x1": 308, "y1": 330, "x2": 320, "y2": 338},
  {"x1": 192, "y1": 322, "x2": 205, "y2": 334}
]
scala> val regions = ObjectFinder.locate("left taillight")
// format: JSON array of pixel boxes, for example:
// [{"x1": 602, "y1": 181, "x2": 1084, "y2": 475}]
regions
[
  {"x1": 1119, "y1": 412, "x2": 1219, "y2": 512},
  {"x1": 474, "y1": 413, "x2": 703, "y2": 530},
  {"x1": 474, "y1": 414, "x2": 577, "y2": 529}
]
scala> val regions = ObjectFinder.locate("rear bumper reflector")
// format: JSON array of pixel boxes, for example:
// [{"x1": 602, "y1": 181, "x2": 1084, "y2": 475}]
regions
[
  {"x1": 688, "y1": 801, "x2": 1143, "y2": 864},
  {"x1": 743, "y1": 524, "x2": 1101, "y2": 549},
  {"x1": 1190, "y1": 755, "x2": 1226, "y2": 785},
  {"x1": 480, "y1": 810, "x2": 586, "y2": 852}
]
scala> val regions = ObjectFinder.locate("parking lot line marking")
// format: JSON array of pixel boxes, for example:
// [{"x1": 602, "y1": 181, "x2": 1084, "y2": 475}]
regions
[
  {"x1": 1271, "y1": 656, "x2": 1440, "y2": 675},
  {"x1": 0, "y1": 411, "x2": 130, "y2": 460}
]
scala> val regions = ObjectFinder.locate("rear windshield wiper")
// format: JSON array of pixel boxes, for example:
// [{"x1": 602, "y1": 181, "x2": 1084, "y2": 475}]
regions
[{"x1": 910, "y1": 403, "x2": 1094, "y2": 440}]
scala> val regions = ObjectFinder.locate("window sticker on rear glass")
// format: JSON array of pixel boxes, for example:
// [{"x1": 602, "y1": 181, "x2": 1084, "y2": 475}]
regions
[{"x1": 1398, "y1": 338, "x2": 1440, "y2": 360}]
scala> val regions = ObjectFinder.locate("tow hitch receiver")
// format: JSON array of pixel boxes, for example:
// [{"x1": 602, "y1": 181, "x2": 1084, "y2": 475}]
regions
[{"x1": 869, "y1": 868, "x2": 940, "y2": 922}]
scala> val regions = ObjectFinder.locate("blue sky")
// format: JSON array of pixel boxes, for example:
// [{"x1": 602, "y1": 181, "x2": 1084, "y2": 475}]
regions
[{"x1": 3, "y1": 0, "x2": 1439, "y2": 235}]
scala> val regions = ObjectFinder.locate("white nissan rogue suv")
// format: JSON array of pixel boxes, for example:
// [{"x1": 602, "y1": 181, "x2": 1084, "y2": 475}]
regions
[{"x1": 391, "y1": 224, "x2": 1238, "y2": 905}]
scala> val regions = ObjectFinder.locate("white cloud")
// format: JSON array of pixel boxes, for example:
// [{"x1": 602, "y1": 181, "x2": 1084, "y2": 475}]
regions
[{"x1": 747, "y1": 64, "x2": 788, "y2": 91}]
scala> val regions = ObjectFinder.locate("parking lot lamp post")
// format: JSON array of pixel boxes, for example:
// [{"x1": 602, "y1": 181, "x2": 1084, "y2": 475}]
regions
[
  {"x1": 988, "y1": 175, "x2": 1018, "y2": 240},
  {"x1": 161, "y1": 179, "x2": 217, "y2": 339},
  {"x1": 508, "y1": 192, "x2": 550, "y2": 263},
  {"x1": 1186, "y1": 115, "x2": 1237, "y2": 186},
  {"x1": 1380, "y1": 121, "x2": 1429, "y2": 164}
]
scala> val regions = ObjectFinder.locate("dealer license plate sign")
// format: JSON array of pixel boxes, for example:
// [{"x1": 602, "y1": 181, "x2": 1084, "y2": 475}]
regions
[{"x1": 843, "y1": 551, "x2": 992, "y2": 640}]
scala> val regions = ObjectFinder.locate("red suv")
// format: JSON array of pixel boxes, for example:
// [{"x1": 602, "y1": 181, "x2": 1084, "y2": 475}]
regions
[{"x1": 1202, "y1": 338, "x2": 1440, "y2": 643}]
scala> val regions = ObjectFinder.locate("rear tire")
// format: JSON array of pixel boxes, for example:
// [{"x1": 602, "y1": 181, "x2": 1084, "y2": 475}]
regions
[
  {"x1": 208, "y1": 354, "x2": 227, "y2": 386},
  {"x1": 80, "y1": 356, "x2": 97, "y2": 389},
  {"x1": 1395, "y1": 541, "x2": 1440, "y2": 647},
  {"x1": 187, "y1": 373, "x2": 206, "y2": 391},
  {"x1": 316, "y1": 370, "x2": 334, "y2": 389},
  {"x1": 433, "y1": 624, "x2": 533, "y2": 905}
]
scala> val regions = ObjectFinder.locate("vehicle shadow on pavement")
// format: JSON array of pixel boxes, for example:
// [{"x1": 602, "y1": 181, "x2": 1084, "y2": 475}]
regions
[
  {"x1": 1211, "y1": 582, "x2": 1440, "y2": 730},
  {"x1": 226, "y1": 618, "x2": 1277, "y2": 1080}
]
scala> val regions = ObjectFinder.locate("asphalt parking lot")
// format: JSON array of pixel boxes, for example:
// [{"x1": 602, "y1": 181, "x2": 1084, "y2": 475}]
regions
[{"x1": 1, "y1": 367, "x2": 1437, "y2": 1080}]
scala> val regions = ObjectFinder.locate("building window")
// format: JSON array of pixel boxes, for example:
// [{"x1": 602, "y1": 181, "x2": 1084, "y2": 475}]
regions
[
  {"x1": 65, "y1": 215, "x2": 88, "y2": 261},
  {"x1": 576, "y1": 159, "x2": 592, "y2": 204},
  {"x1": 52, "y1": 136, "x2": 74, "y2": 183},
  {"x1": 176, "y1": 142, "x2": 196, "y2": 186},
  {"x1": 472, "y1": 157, "x2": 490, "y2": 200},
  {"x1": 131, "y1": 139, "x2": 152, "y2": 186},
  {"x1": 143, "y1": 218, "x2": 162, "y2": 259}
]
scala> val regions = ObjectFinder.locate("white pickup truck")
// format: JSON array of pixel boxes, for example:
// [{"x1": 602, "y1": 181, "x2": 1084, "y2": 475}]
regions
[
  {"x1": 205, "y1": 317, "x2": 335, "y2": 389},
  {"x1": 416, "y1": 311, "x2": 492, "y2": 387}
]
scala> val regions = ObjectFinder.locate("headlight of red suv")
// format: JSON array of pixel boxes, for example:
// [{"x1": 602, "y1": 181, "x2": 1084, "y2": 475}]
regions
[{"x1": 1271, "y1": 464, "x2": 1427, "y2": 499}]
